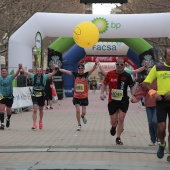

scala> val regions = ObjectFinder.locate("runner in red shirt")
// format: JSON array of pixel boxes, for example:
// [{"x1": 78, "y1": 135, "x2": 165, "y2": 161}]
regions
[{"x1": 100, "y1": 57, "x2": 135, "y2": 145}]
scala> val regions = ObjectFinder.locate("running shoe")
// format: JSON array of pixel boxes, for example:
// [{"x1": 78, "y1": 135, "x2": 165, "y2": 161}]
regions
[
  {"x1": 81, "y1": 115, "x2": 87, "y2": 124},
  {"x1": 31, "y1": 124, "x2": 37, "y2": 130},
  {"x1": 50, "y1": 106, "x2": 53, "y2": 109},
  {"x1": 157, "y1": 142, "x2": 166, "y2": 159},
  {"x1": 116, "y1": 137, "x2": 123, "y2": 145},
  {"x1": 148, "y1": 141, "x2": 156, "y2": 146},
  {"x1": 157, "y1": 139, "x2": 160, "y2": 145},
  {"x1": 39, "y1": 122, "x2": 43, "y2": 129},
  {"x1": 110, "y1": 126, "x2": 116, "y2": 136},
  {"x1": 167, "y1": 155, "x2": 170, "y2": 162},
  {"x1": 77, "y1": 125, "x2": 81, "y2": 131},
  {"x1": 0, "y1": 123, "x2": 5, "y2": 130},
  {"x1": 6, "y1": 119, "x2": 10, "y2": 128}
]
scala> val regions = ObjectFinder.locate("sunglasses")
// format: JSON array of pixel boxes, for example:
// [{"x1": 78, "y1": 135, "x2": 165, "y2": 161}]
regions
[
  {"x1": 78, "y1": 68, "x2": 84, "y2": 69},
  {"x1": 116, "y1": 63, "x2": 124, "y2": 66}
]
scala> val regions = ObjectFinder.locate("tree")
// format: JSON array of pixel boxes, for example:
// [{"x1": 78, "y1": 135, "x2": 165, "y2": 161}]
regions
[
  {"x1": 0, "y1": 0, "x2": 86, "y2": 63},
  {"x1": 114, "y1": 0, "x2": 170, "y2": 62}
]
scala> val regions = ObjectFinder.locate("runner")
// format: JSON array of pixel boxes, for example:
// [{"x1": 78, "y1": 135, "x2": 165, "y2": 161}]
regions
[
  {"x1": 0, "y1": 64, "x2": 22, "y2": 129},
  {"x1": 100, "y1": 57, "x2": 135, "y2": 145},
  {"x1": 21, "y1": 64, "x2": 58, "y2": 130},
  {"x1": 143, "y1": 48, "x2": 170, "y2": 162},
  {"x1": 57, "y1": 61, "x2": 99, "y2": 131}
]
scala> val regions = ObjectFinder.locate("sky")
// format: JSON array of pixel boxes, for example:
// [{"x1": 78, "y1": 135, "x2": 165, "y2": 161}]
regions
[{"x1": 92, "y1": 3, "x2": 119, "y2": 14}]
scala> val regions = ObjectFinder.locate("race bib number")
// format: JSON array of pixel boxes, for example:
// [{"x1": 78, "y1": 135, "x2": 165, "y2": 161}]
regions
[
  {"x1": 75, "y1": 83, "x2": 84, "y2": 92},
  {"x1": 0, "y1": 94, "x2": 4, "y2": 100},
  {"x1": 34, "y1": 91, "x2": 43, "y2": 97},
  {"x1": 111, "y1": 89, "x2": 123, "y2": 101},
  {"x1": 33, "y1": 90, "x2": 43, "y2": 97}
]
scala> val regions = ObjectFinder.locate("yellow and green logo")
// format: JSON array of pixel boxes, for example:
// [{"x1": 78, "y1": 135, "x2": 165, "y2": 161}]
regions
[{"x1": 92, "y1": 17, "x2": 109, "y2": 34}]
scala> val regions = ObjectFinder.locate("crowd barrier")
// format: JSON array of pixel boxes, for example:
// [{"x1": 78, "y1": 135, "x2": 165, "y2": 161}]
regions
[{"x1": 12, "y1": 87, "x2": 33, "y2": 109}]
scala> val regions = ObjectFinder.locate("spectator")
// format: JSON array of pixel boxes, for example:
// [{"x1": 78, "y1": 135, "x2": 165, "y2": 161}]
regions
[
  {"x1": 17, "y1": 70, "x2": 27, "y2": 87},
  {"x1": 131, "y1": 76, "x2": 158, "y2": 146},
  {"x1": 44, "y1": 67, "x2": 53, "y2": 109},
  {"x1": 44, "y1": 78, "x2": 54, "y2": 109},
  {"x1": 27, "y1": 69, "x2": 34, "y2": 86},
  {"x1": 91, "y1": 76, "x2": 97, "y2": 94}
]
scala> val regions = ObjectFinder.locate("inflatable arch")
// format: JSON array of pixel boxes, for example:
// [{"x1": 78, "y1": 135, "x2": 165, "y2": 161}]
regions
[
  {"x1": 48, "y1": 37, "x2": 153, "y2": 70},
  {"x1": 48, "y1": 38, "x2": 153, "y2": 96},
  {"x1": 8, "y1": 12, "x2": 170, "y2": 70}
]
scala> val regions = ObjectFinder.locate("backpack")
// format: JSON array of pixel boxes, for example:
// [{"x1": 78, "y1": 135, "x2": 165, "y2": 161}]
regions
[{"x1": 33, "y1": 75, "x2": 45, "y2": 97}]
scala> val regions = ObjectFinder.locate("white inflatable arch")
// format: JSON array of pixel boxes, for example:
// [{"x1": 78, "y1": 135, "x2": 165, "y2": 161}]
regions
[{"x1": 8, "y1": 12, "x2": 170, "y2": 69}]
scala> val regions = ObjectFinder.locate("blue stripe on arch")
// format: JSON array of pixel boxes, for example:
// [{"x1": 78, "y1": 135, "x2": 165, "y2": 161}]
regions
[
  {"x1": 63, "y1": 44, "x2": 86, "y2": 65},
  {"x1": 127, "y1": 48, "x2": 140, "y2": 68},
  {"x1": 62, "y1": 44, "x2": 86, "y2": 97}
]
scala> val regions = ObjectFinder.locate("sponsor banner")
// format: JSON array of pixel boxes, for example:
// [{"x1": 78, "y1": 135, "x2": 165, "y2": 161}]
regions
[
  {"x1": 80, "y1": 56, "x2": 136, "y2": 69},
  {"x1": 48, "y1": 48, "x2": 63, "y2": 100},
  {"x1": 139, "y1": 49, "x2": 155, "y2": 76},
  {"x1": 64, "y1": 87, "x2": 74, "y2": 97},
  {"x1": 35, "y1": 32, "x2": 42, "y2": 67},
  {"x1": 84, "y1": 42, "x2": 129, "y2": 56},
  {"x1": 12, "y1": 87, "x2": 32, "y2": 109}
]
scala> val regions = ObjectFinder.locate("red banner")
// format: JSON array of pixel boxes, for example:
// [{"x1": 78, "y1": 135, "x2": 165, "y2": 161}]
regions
[{"x1": 79, "y1": 56, "x2": 136, "y2": 69}]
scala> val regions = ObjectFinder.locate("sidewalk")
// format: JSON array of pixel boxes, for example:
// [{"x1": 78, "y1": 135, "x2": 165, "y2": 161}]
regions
[{"x1": 0, "y1": 90, "x2": 169, "y2": 170}]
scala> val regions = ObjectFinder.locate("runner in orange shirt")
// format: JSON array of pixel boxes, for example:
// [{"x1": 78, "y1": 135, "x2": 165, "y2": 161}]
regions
[{"x1": 58, "y1": 61, "x2": 99, "y2": 131}]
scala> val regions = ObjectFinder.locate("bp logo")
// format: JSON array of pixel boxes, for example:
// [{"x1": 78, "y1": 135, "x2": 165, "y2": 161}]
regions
[{"x1": 92, "y1": 17, "x2": 109, "y2": 34}]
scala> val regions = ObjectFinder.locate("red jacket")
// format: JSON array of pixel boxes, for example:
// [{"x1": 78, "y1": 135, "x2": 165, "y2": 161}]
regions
[{"x1": 134, "y1": 80, "x2": 156, "y2": 107}]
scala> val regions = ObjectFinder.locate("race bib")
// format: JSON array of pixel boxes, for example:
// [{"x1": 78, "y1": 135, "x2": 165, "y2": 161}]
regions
[
  {"x1": 75, "y1": 83, "x2": 84, "y2": 92},
  {"x1": 111, "y1": 89, "x2": 123, "y2": 101},
  {"x1": 0, "y1": 94, "x2": 4, "y2": 100},
  {"x1": 34, "y1": 91, "x2": 43, "y2": 97},
  {"x1": 33, "y1": 88, "x2": 43, "y2": 97}
]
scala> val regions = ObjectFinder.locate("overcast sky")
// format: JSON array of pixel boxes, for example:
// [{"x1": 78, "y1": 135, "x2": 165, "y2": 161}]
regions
[{"x1": 92, "y1": 3, "x2": 119, "y2": 14}]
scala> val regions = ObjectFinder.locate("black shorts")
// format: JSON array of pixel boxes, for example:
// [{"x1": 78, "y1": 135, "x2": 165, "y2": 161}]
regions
[
  {"x1": 73, "y1": 97, "x2": 89, "y2": 106},
  {"x1": 0, "y1": 98, "x2": 13, "y2": 108},
  {"x1": 92, "y1": 85, "x2": 97, "y2": 88},
  {"x1": 31, "y1": 96, "x2": 45, "y2": 107},
  {"x1": 156, "y1": 100, "x2": 170, "y2": 123},
  {"x1": 108, "y1": 99, "x2": 129, "y2": 115}
]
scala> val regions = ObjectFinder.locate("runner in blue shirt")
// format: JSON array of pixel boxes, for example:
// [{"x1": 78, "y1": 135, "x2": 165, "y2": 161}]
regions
[
  {"x1": 22, "y1": 64, "x2": 58, "y2": 130},
  {"x1": 0, "y1": 64, "x2": 22, "y2": 130}
]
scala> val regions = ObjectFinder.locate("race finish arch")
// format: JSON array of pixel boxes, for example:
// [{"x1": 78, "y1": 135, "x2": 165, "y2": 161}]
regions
[
  {"x1": 60, "y1": 40, "x2": 151, "y2": 96},
  {"x1": 8, "y1": 12, "x2": 170, "y2": 70},
  {"x1": 83, "y1": 41, "x2": 139, "y2": 69},
  {"x1": 8, "y1": 13, "x2": 170, "y2": 97}
]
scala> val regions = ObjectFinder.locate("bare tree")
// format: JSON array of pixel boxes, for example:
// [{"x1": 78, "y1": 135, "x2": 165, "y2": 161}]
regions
[
  {"x1": 115, "y1": 0, "x2": 170, "y2": 62},
  {"x1": 0, "y1": 0, "x2": 85, "y2": 61}
]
